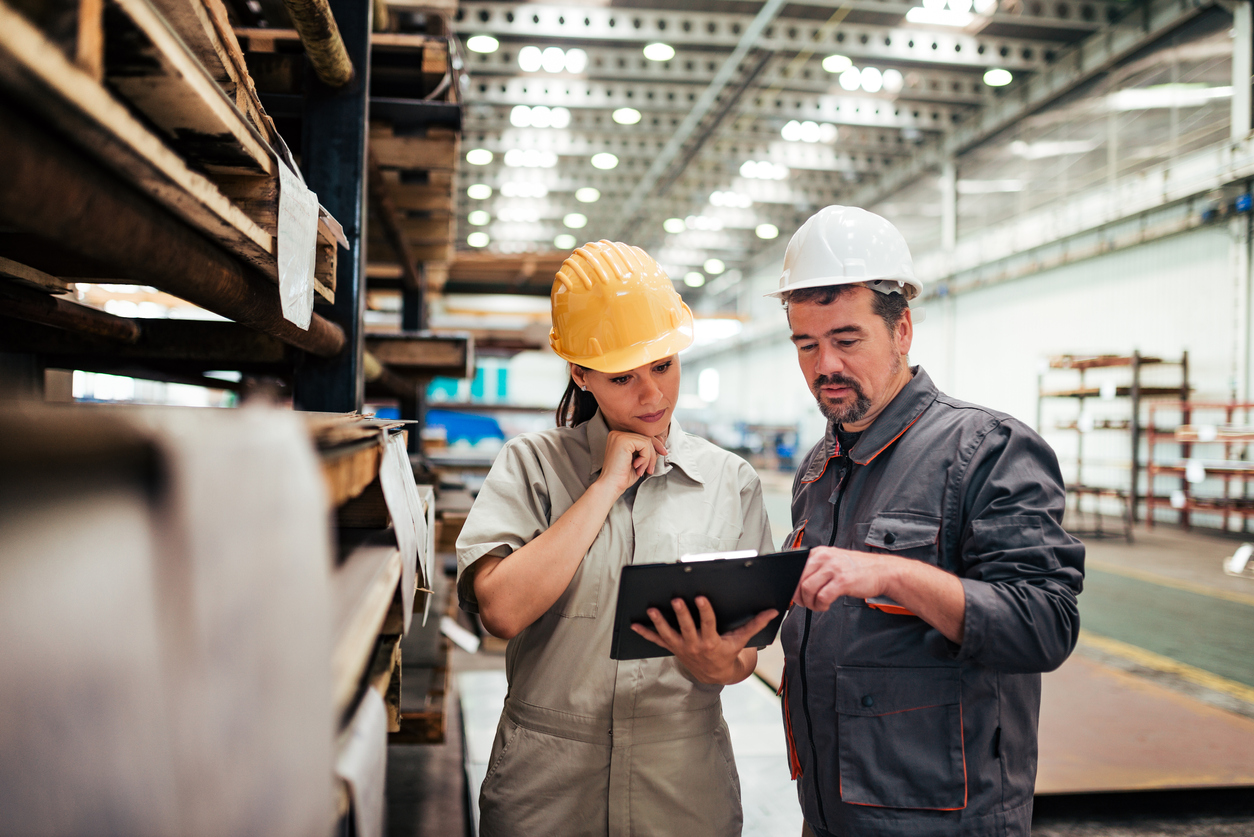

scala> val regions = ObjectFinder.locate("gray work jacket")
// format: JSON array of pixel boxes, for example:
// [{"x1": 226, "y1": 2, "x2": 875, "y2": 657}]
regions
[{"x1": 780, "y1": 366, "x2": 1084, "y2": 837}]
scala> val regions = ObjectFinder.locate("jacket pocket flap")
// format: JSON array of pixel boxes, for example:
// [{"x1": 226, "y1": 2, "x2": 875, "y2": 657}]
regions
[
  {"x1": 865, "y1": 513, "x2": 940, "y2": 551},
  {"x1": 836, "y1": 666, "x2": 959, "y2": 716}
]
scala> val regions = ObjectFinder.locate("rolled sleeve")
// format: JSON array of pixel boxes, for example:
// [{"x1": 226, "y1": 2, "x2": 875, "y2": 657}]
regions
[
  {"x1": 952, "y1": 421, "x2": 1085, "y2": 673},
  {"x1": 455, "y1": 438, "x2": 552, "y2": 613}
]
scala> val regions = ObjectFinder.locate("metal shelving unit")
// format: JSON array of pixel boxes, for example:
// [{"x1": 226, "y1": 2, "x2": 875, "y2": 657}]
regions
[{"x1": 1146, "y1": 402, "x2": 1254, "y2": 532}]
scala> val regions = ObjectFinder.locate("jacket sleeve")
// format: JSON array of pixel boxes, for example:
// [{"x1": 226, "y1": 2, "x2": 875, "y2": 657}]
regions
[{"x1": 947, "y1": 418, "x2": 1085, "y2": 673}]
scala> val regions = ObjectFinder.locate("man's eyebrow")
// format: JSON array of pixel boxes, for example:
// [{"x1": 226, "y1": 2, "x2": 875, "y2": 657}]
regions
[{"x1": 790, "y1": 324, "x2": 865, "y2": 343}]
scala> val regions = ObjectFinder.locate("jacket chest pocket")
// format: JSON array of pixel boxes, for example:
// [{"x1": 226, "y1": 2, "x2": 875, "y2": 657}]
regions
[
  {"x1": 835, "y1": 665, "x2": 967, "y2": 811},
  {"x1": 860, "y1": 512, "x2": 941, "y2": 564}
]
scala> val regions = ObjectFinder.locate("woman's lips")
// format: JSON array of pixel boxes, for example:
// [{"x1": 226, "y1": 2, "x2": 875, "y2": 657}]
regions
[{"x1": 638, "y1": 410, "x2": 665, "y2": 422}]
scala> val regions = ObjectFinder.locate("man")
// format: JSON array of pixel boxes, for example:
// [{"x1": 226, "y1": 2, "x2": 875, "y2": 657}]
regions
[{"x1": 773, "y1": 206, "x2": 1085, "y2": 837}]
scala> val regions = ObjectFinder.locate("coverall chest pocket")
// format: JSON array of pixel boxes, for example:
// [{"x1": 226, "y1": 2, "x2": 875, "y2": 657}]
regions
[
  {"x1": 861, "y1": 512, "x2": 941, "y2": 564},
  {"x1": 835, "y1": 666, "x2": 967, "y2": 811},
  {"x1": 554, "y1": 528, "x2": 604, "y2": 619}
]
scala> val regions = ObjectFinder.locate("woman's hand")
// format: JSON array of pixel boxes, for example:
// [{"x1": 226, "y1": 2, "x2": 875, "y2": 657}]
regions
[
  {"x1": 597, "y1": 430, "x2": 667, "y2": 495},
  {"x1": 631, "y1": 597, "x2": 778, "y2": 685}
]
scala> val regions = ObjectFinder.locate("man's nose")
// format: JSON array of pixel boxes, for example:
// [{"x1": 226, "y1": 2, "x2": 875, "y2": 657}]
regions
[{"x1": 815, "y1": 345, "x2": 844, "y2": 376}]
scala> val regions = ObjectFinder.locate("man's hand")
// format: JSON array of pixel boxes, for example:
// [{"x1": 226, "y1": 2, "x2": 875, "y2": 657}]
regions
[
  {"x1": 794, "y1": 547, "x2": 967, "y2": 644},
  {"x1": 631, "y1": 597, "x2": 777, "y2": 685},
  {"x1": 794, "y1": 547, "x2": 898, "y2": 611}
]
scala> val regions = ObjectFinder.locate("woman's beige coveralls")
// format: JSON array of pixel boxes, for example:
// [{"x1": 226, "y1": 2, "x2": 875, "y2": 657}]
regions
[{"x1": 456, "y1": 412, "x2": 775, "y2": 837}]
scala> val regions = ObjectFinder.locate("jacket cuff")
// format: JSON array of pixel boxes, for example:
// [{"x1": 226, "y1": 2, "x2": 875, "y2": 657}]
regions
[{"x1": 950, "y1": 577, "x2": 989, "y2": 662}]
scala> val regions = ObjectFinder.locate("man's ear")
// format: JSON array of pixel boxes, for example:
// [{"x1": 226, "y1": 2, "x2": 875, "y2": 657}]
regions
[{"x1": 897, "y1": 308, "x2": 914, "y2": 356}]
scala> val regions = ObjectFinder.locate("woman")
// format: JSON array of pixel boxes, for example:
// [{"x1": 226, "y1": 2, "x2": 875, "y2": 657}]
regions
[{"x1": 456, "y1": 240, "x2": 777, "y2": 837}]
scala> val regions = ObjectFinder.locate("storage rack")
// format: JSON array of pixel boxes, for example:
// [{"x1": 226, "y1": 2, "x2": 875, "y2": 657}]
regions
[
  {"x1": 0, "y1": 0, "x2": 468, "y2": 830},
  {"x1": 1037, "y1": 352, "x2": 1190, "y2": 540},
  {"x1": 1146, "y1": 402, "x2": 1254, "y2": 532}
]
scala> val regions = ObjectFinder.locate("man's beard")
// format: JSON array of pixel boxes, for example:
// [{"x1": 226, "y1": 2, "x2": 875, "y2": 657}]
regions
[{"x1": 811, "y1": 374, "x2": 872, "y2": 425}]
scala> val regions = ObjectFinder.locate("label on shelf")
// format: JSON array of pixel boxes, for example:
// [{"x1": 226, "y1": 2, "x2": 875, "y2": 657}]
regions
[
  {"x1": 1185, "y1": 459, "x2": 1207, "y2": 484},
  {"x1": 277, "y1": 160, "x2": 319, "y2": 330},
  {"x1": 1197, "y1": 424, "x2": 1218, "y2": 443}
]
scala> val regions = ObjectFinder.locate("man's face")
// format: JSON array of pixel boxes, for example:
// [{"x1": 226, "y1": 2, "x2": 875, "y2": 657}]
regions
[{"x1": 788, "y1": 287, "x2": 913, "y2": 431}]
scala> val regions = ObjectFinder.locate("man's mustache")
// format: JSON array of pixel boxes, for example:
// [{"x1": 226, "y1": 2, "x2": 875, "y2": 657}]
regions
[{"x1": 813, "y1": 374, "x2": 862, "y2": 391}]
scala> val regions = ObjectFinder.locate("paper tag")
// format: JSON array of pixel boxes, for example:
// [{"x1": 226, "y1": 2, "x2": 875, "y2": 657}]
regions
[
  {"x1": 679, "y1": 549, "x2": 759, "y2": 563},
  {"x1": 1099, "y1": 381, "x2": 1116, "y2": 401},
  {"x1": 334, "y1": 689, "x2": 387, "y2": 837},
  {"x1": 1185, "y1": 459, "x2": 1207, "y2": 484},
  {"x1": 1197, "y1": 424, "x2": 1218, "y2": 443},
  {"x1": 378, "y1": 434, "x2": 419, "y2": 632},
  {"x1": 277, "y1": 160, "x2": 318, "y2": 330}
]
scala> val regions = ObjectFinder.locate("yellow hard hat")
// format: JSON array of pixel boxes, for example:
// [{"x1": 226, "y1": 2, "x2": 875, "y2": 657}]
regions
[{"x1": 549, "y1": 240, "x2": 695, "y2": 373}]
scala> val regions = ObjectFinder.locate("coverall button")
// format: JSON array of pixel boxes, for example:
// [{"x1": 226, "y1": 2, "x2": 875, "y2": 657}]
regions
[
  {"x1": 883, "y1": 532, "x2": 896, "y2": 545},
  {"x1": 861, "y1": 695, "x2": 874, "y2": 707}
]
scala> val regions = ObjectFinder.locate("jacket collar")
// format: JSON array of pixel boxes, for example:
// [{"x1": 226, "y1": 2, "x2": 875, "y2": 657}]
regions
[
  {"x1": 586, "y1": 410, "x2": 703, "y2": 484},
  {"x1": 801, "y1": 365, "x2": 938, "y2": 480}
]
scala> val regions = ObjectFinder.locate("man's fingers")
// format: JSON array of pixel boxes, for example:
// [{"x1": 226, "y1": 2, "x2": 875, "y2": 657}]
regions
[
  {"x1": 693, "y1": 597, "x2": 720, "y2": 639},
  {"x1": 645, "y1": 607, "x2": 682, "y2": 645},
  {"x1": 671, "y1": 598, "x2": 700, "y2": 639},
  {"x1": 631, "y1": 622, "x2": 674, "y2": 650},
  {"x1": 725, "y1": 609, "x2": 779, "y2": 646}
]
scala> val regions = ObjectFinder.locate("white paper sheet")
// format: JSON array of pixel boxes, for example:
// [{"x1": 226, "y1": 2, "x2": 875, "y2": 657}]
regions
[
  {"x1": 378, "y1": 433, "x2": 420, "y2": 632},
  {"x1": 334, "y1": 689, "x2": 388, "y2": 837},
  {"x1": 276, "y1": 160, "x2": 319, "y2": 330}
]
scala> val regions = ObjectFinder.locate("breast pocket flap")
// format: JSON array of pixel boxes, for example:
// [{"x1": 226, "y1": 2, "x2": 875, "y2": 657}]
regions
[
  {"x1": 836, "y1": 666, "x2": 959, "y2": 716},
  {"x1": 864, "y1": 513, "x2": 940, "y2": 551}
]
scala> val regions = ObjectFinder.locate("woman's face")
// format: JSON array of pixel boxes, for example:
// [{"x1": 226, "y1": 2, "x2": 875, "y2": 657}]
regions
[{"x1": 573, "y1": 356, "x2": 680, "y2": 439}]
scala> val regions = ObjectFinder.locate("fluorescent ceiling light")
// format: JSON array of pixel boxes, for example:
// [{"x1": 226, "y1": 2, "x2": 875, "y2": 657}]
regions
[
  {"x1": 467, "y1": 184, "x2": 492, "y2": 200},
  {"x1": 860, "y1": 67, "x2": 883, "y2": 93},
  {"x1": 613, "y1": 107, "x2": 642, "y2": 125},
  {"x1": 683, "y1": 271, "x2": 705, "y2": 288},
  {"x1": 564, "y1": 48, "x2": 588, "y2": 74},
  {"x1": 575, "y1": 187, "x2": 601, "y2": 203},
  {"x1": 467, "y1": 210, "x2": 491, "y2": 225},
  {"x1": 563, "y1": 213, "x2": 588, "y2": 229},
  {"x1": 1009, "y1": 139, "x2": 1098, "y2": 160},
  {"x1": 756, "y1": 224, "x2": 779, "y2": 240},
  {"x1": 541, "y1": 47, "x2": 566, "y2": 73},
  {"x1": 839, "y1": 67, "x2": 861, "y2": 91},
  {"x1": 703, "y1": 258, "x2": 726, "y2": 275},
  {"x1": 643, "y1": 42, "x2": 675, "y2": 61},
  {"x1": 500, "y1": 182, "x2": 548, "y2": 198},
  {"x1": 465, "y1": 148, "x2": 493, "y2": 165},
  {"x1": 905, "y1": 7, "x2": 975, "y2": 26},
  {"x1": 822, "y1": 54, "x2": 851, "y2": 74},
  {"x1": 590, "y1": 152, "x2": 619, "y2": 170},
  {"x1": 466, "y1": 35, "x2": 498, "y2": 54},
  {"x1": 709, "y1": 191, "x2": 752, "y2": 208},
  {"x1": 663, "y1": 217, "x2": 686, "y2": 234},
  {"x1": 883, "y1": 69, "x2": 904, "y2": 93},
  {"x1": 504, "y1": 149, "x2": 558, "y2": 168},
  {"x1": 956, "y1": 179, "x2": 1024, "y2": 194},
  {"x1": 685, "y1": 215, "x2": 723, "y2": 231},
  {"x1": 496, "y1": 207, "x2": 539, "y2": 222},
  {"x1": 983, "y1": 68, "x2": 1013, "y2": 87},
  {"x1": 518, "y1": 46, "x2": 542, "y2": 73},
  {"x1": 740, "y1": 160, "x2": 789, "y2": 180},
  {"x1": 467, "y1": 232, "x2": 490, "y2": 247},
  {"x1": 554, "y1": 234, "x2": 577, "y2": 249},
  {"x1": 1106, "y1": 84, "x2": 1231, "y2": 112}
]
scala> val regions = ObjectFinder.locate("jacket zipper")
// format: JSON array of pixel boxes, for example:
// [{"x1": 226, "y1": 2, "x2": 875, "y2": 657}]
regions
[{"x1": 798, "y1": 453, "x2": 850, "y2": 832}]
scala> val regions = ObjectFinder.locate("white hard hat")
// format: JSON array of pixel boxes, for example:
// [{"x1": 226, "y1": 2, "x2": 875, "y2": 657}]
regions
[{"x1": 765, "y1": 205, "x2": 923, "y2": 300}]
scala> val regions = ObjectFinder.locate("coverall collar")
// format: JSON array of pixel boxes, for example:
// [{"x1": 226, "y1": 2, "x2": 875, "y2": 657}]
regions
[
  {"x1": 802, "y1": 365, "x2": 938, "y2": 479},
  {"x1": 586, "y1": 410, "x2": 703, "y2": 484}
]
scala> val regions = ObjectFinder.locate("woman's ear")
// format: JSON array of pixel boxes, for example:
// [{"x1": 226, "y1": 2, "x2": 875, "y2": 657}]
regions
[{"x1": 570, "y1": 364, "x2": 588, "y2": 392}]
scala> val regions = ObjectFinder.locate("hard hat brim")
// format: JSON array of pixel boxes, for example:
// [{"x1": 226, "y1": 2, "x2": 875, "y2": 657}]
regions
[
  {"x1": 764, "y1": 275, "x2": 922, "y2": 299},
  {"x1": 551, "y1": 321, "x2": 694, "y2": 373}
]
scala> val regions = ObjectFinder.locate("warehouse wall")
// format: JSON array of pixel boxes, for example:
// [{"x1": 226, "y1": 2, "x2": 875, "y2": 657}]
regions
[{"x1": 685, "y1": 224, "x2": 1243, "y2": 455}]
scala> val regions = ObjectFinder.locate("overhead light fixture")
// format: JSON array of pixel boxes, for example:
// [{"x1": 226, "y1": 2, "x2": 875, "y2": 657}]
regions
[
  {"x1": 467, "y1": 210, "x2": 491, "y2": 225},
  {"x1": 839, "y1": 67, "x2": 861, "y2": 91},
  {"x1": 643, "y1": 42, "x2": 675, "y2": 61},
  {"x1": 564, "y1": 48, "x2": 588, "y2": 73},
  {"x1": 860, "y1": 67, "x2": 883, "y2": 93},
  {"x1": 756, "y1": 223, "x2": 779, "y2": 240},
  {"x1": 663, "y1": 217, "x2": 686, "y2": 234},
  {"x1": 496, "y1": 207, "x2": 539, "y2": 222},
  {"x1": 467, "y1": 183, "x2": 492, "y2": 200},
  {"x1": 518, "y1": 46, "x2": 543, "y2": 72},
  {"x1": 575, "y1": 187, "x2": 601, "y2": 203},
  {"x1": 1009, "y1": 139, "x2": 1098, "y2": 160},
  {"x1": 983, "y1": 68, "x2": 1013, "y2": 87},
  {"x1": 504, "y1": 149, "x2": 558, "y2": 168},
  {"x1": 684, "y1": 215, "x2": 723, "y2": 231},
  {"x1": 554, "y1": 233, "x2": 578, "y2": 249},
  {"x1": 739, "y1": 160, "x2": 789, "y2": 180},
  {"x1": 465, "y1": 148, "x2": 494, "y2": 165},
  {"x1": 613, "y1": 107, "x2": 642, "y2": 125},
  {"x1": 703, "y1": 258, "x2": 725, "y2": 275},
  {"x1": 683, "y1": 271, "x2": 705, "y2": 288},
  {"x1": 1107, "y1": 83, "x2": 1231, "y2": 111},
  {"x1": 590, "y1": 152, "x2": 619, "y2": 170},
  {"x1": 500, "y1": 182, "x2": 548, "y2": 198},
  {"x1": 883, "y1": 68, "x2": 904, "y2": 93},
  {"x1": 467, "y1": 232, "x2": 490, "y2": 247},
  {"x1": 509, "y1": 105, "x2": 571, "y2": 128},
  {"x1": 822, "y1": 54, "x2": 851, "y2": 74},
  {"x1": 709, "y1": 191, "x2": 752, "y2": 208},
  {"x1": 541, "y1": 46, "x2": 565, "y2": 73},
  {"x1": 563, "y1": 213, "x2": 588, "y2": 229},
  {"x1": 466, "y1": 35, "x2": 499, "y2": 54}
]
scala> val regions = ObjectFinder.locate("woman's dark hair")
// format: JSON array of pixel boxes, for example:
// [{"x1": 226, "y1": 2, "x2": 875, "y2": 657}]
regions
[{"x1": 557, "y1": 369, "x2": 599, "y2": 427}]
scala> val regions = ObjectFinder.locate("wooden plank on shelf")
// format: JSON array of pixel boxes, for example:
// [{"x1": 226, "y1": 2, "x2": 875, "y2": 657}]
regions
[
  {"x1": 0, "y1": 255, "x2": 71, "y2": 294},
  {"x1": 332, "y1": 530, "x2": 403, "y2": 714},
  {"x1": 389, "y1": 183, "x2": 454, "y2": 213},
  {"x1": 1040, "y1": 386, "x2": 1190, "y2": 399},
  {"x1": 398, "y1": 215, "x2": 454, "y2": 245},
  {"x1": 365, "y1": 332, "x2": 472, "y2": 376},
  {"x1": 1049, "y1": 355, "x2": 1166, "y2": 370},
  {"x1": 369, "y1": 129, "x2": 458, "y2": 171},
  {"x1": 0, "y1": 2, "x2": 276, "y2": 271},
  {"x1": 106, "y1": 0, "x2": 274, "y2": 176},
  {"x1": 322, "y1": 441, "x2": 384, "y2": 509},
  {"x1": 366, "y1": 633, "x2": 403, "y2": 732}
]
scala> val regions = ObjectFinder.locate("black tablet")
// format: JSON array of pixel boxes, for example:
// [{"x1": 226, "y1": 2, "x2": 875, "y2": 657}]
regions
[{"x1": 609, "y1": 549, "x2": 811, "y2": 661}]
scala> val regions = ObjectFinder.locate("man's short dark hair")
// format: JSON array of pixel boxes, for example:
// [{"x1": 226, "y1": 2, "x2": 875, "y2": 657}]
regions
[{"x1": 781, "y1": 284, "x2": 910, "y2": 334}]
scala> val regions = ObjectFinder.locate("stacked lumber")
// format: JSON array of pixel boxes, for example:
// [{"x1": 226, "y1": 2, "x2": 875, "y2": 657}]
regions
[{"x1": 0, "y1": 0, "x2": 342, "y2": 308}]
